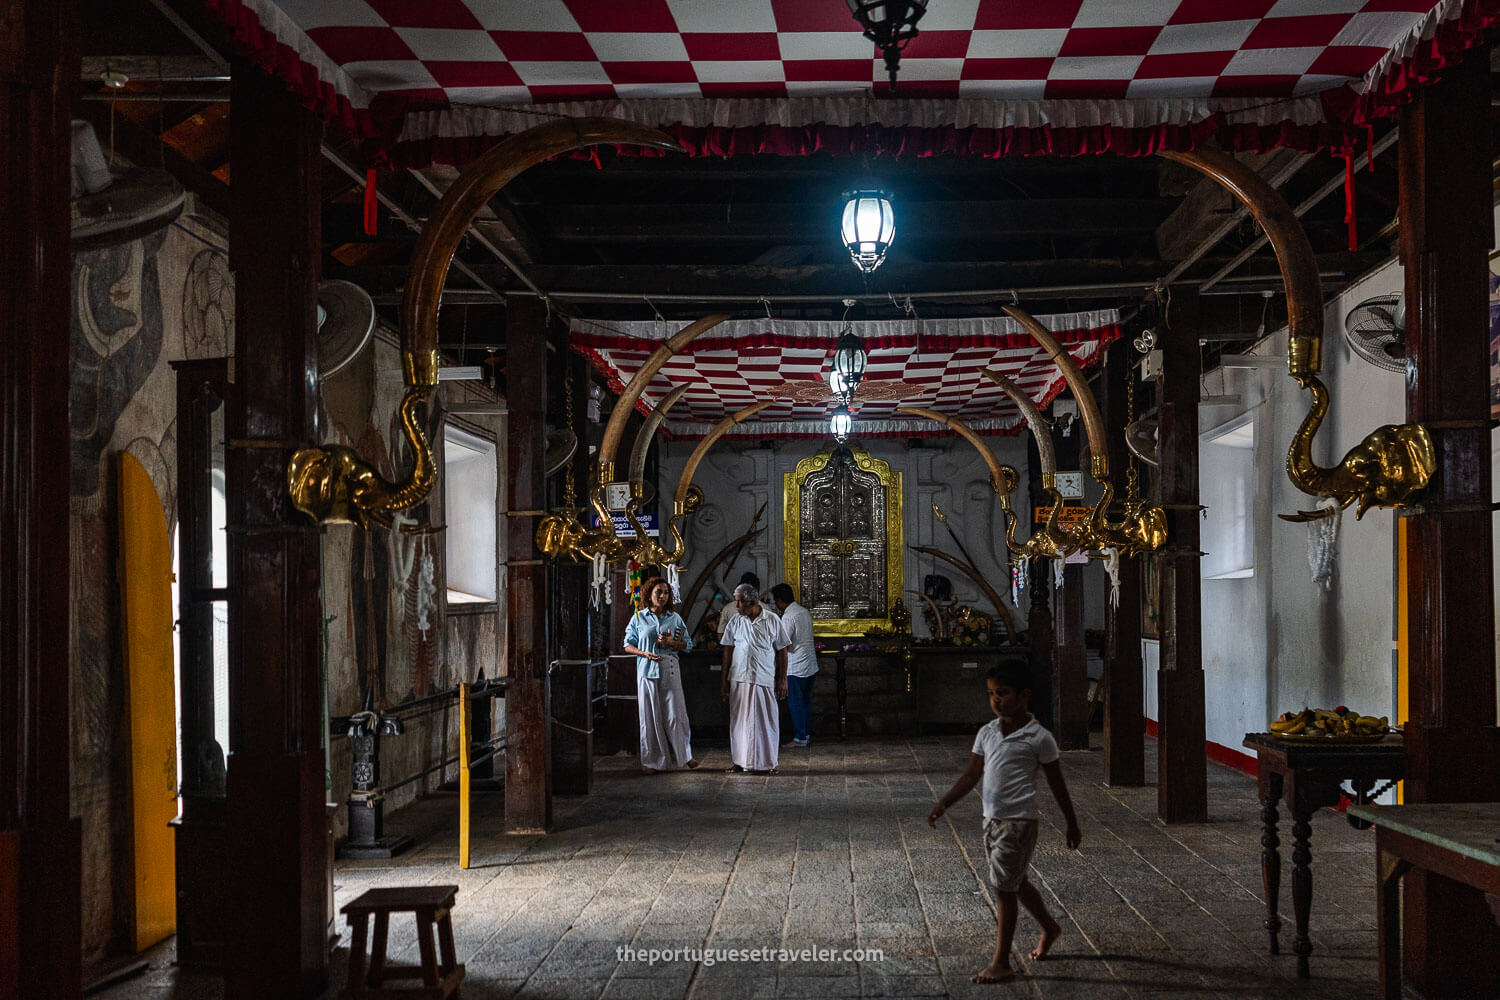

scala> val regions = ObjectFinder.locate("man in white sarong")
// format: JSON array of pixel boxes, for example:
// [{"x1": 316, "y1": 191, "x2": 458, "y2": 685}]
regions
[{"x1": 719, "y1": 583, "x2": 789, "y2": 774}]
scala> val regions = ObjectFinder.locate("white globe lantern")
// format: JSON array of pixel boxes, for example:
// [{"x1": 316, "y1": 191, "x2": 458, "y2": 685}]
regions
[
  {"x1": 830, "y1": 403, "x2": 853, "y2": 443},
  {"x1": 840, "y1": 189, "x2": 895, "y2": 273}
]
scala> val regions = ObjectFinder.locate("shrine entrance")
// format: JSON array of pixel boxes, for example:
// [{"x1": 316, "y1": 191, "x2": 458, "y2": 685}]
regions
[{"x1": 783, "y1": 444, "x2": 903, "y2": 636}]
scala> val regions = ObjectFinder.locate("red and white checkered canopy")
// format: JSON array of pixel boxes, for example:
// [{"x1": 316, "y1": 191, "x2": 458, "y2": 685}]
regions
[
  {"x1": 572, "y1": 310, "x2": 1121, "y2": 440},
  {"x1": 209, "y1": 0, "x2": 1496, "y2": 163}
]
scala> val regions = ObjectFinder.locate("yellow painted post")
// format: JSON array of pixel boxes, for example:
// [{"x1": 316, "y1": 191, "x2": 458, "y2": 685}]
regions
[
  {"x1": 1396, "y1": 519, "x2": 1408, "y2": 803},
  {"x1": 458, "y1": 683, "x2": 471, "y2": 869}
]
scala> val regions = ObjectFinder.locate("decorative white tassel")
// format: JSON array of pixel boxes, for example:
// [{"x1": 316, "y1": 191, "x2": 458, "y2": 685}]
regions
[
  {"x1": 1052, "y1": 556, "x2": 1065, "y2": 590},
  {"x1": 1307, "y1": 498, "x2": 1341, "y2": 591},
  {"x1": 1103, "y1": 546, "x2": 1121, "y2": 608},
  {"x1": 666, "y1": 563, "x2": 681, "y2": 603},
  {"x1": 390, "y1": 511, "x2": 418, "y2": 586},
  {"x1": 416, "y1": 548, "x2": 437, "y2": 639},
  {"x1": 590, "y1": 552, "x2": 608, "y2": 609}
]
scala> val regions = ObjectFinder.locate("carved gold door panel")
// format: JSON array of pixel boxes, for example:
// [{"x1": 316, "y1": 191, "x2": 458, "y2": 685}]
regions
[{"x1": 784, "y1": 444, "x2": 902, "y2": 635}]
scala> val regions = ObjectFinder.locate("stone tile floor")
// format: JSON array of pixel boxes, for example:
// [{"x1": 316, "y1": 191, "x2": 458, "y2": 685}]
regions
[{"x1": 98, "y1": 736, "x2": 1386, "y2": 999}]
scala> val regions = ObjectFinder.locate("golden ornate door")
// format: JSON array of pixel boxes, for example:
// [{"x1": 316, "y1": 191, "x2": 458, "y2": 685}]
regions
[{"x1": 784, "y1": 444, "x2": 903, "y2": 635}]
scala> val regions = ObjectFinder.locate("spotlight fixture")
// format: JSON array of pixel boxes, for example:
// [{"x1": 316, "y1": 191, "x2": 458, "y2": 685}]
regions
[
  {"x1": 845, "y1": 0, "x2": 928, "y2": 90},
  {"x1": 830, "y1": 403, "x2": 853, "y2": 443},
  {"x1": 1133, "y1": 328, "x2": 1157, "y2": 354},
  {"x1": 840, "y1": 188, "x2": 895, "y2": 273}
]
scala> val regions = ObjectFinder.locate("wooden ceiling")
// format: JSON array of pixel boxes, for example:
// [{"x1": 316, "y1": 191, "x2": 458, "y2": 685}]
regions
[{"x1": 79, "y1": 0, "x2": 1418, "y2": 374}]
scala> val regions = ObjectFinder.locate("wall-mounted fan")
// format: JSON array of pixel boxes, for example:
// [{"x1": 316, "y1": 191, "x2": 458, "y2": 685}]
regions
[
  {"x1": 1124, "y1": 416, "x2": 1159, "y2": 468},
  {"x1": 71, "y1": 120, "x2": 185, "y2": 250},
  {"x1": 1343, "y1": 293, "x2": 1406, "y2": 373},
  {"x1": 316, "y1": 280, "x2": 376, "y2": 378}
]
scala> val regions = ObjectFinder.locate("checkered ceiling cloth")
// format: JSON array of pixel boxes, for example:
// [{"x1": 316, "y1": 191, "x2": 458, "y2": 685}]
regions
[
  {"x1": 572, "y1": 310, "x2": 1121, "y2": 440},
  {"x1": 210, "y1": 0, "x2": 1494, "y2": 160}
]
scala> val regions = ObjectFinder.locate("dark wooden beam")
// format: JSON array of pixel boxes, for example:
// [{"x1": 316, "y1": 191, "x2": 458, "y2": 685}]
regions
[
  {"x1": 505, "y1": 294, "x2": 552, "y2": 833},
  {"x1": 540, "y1": 199, "x2": 1170, "y2": 242},
  {"x1": 224, "y1": 61, "x2": 328, "y2": 1000},
  {"x1": 1099, "y1": 343, "x2": 1145, "y2": 786},
  {"x1": 1397, "y1": 44, "x2": 1500, "y2": 994},
  {"x1": 1154, "y1": 289, "x2": 1207, "y2": 824},
  {"x1": 0, "y1": 4, "x2": 83, "y2": 998},
  {"x1": 1156, "y1": 149, "x2": 1306, "y2": 261},
  {"x1": 527, "y1": 259, "x2": 1167, "y2": 299}
]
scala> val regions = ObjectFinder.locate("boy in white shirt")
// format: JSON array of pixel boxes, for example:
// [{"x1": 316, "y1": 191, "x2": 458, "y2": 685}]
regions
[{"x1": 927, "y1": 663, "x2": 1082, "y2": 984}]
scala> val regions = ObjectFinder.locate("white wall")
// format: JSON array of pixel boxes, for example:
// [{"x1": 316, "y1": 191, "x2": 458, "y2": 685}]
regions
[{"x1": 1194, "y1": 261, "x2": 1406, "y2": 754}]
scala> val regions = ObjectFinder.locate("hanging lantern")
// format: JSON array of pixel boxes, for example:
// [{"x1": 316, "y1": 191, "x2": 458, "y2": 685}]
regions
[
  {"x1": 845, "y1": 0, "x2": 928, "y2": 90},
  {"x1": 830, "y1": 403, "x2": 853, "y2": 443},
  {"x1": 840, "y1": 188, "x2": 895, "y2": 273},
  {"x1": 829, "y1": 328, "x2": 868, "y2": 399}
]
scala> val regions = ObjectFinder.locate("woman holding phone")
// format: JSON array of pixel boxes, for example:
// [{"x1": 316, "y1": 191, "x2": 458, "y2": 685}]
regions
[{"x1": 623, "y1": 577, "x2": 699, "y2": 774}]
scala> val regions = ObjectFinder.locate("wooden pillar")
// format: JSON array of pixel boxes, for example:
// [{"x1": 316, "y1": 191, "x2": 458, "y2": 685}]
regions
[
  {"x1": 1155, "y1": 290, "x2": 1207, "y2": 823},
  {"x1": 1397, "y1": 46, "x2": 1500, "y2": 994},
  {"x1": 1049, "y1": 412, "x2": 1088, "y2": 747},
  {"x1": 1024, "y1": 435, "x2": 1054, "y2": 730},
  {"x1": 0, "y1": 4, "x2": 83, "y2": 998},
  {"x1": 224, "y1": 63, "x2": 329, "y2": 999},
  {"x1": 1100, "y1": 343, "x2": 1145, "y2": 785},
  {"x1": 505, "y1": 296, "x2": 552, "y2": 833},
  {"x1": 549, "y1": 345, "x2": 590, "y2": 665},
  {"x1": 1054, "y1": 565, "x2": 1089, "y2": 749}
]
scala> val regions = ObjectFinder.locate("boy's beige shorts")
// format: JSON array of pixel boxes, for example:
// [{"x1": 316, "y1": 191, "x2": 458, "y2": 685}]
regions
[{"x1": 982, "y1": 818, "x2": 1039, "y2": 892}]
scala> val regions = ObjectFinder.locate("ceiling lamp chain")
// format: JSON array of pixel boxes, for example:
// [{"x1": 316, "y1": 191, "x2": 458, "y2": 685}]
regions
[{"x1": 845, "y1": 0, "x2": 928, "y2": 90}]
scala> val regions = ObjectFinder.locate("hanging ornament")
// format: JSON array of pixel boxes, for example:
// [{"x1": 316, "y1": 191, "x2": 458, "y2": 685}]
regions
[
  {"x1": 666, "y1": 563, "x2": 681, "y2": 603},
  {"x1": 1103, "y1": 547, "x2": 1121, "y2": 609},
  {"x1": 590, "y1": 552, "x2": 607, "y2": 609},
  {"x1": 1307, "y1": 498, "x2": 1341, "y2": 590},
  {"x1": 628, "y1": 560, "x2": 644, "y2": 610}
]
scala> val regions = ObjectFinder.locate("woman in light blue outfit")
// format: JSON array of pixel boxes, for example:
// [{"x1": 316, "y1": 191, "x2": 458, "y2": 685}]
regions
[{"x1": 623, "y1": 577, "x2": 699, "y2": 774}]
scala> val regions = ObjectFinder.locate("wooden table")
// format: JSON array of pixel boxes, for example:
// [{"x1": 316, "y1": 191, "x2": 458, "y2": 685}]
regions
[
  {"x1": 1345, "y1": 802, "x2": 1500, "y2": 1000},
  {"x1": 1241, "y1": 732, "x2": 1405, "y2": 978}
]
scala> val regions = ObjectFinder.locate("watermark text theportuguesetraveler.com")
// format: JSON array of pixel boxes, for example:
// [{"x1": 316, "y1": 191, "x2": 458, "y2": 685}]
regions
[{"x1": 616, "y1": 945, "x2": 883, "y2": 967}]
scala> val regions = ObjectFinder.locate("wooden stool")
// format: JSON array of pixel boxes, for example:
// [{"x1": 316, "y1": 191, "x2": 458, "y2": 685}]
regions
[{"x1": 340, "y1": 885, "x2": 465, "y2": 999}]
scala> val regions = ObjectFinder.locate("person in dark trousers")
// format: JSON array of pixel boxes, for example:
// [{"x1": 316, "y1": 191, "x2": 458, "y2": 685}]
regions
[{"x1": 770, "y1": 583, "x2": 817, "y2": 746}]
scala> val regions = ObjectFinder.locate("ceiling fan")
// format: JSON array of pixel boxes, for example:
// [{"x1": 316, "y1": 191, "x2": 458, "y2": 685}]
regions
[
  {"x1": 1343, "y1": 292, "x2": 1406, "y2": 373},
  {"x1": 70, "y1": 120, "x2": 185, "y2": 250}
]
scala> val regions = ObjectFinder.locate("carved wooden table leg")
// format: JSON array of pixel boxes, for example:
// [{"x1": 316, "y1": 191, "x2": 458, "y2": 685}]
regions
[
  {"x1": 1290, "y1": 805, "x2": 1314, "y2": 978},
  {"x1": 1260, "y1": 772, "x2": 1284, "y2": 954}
]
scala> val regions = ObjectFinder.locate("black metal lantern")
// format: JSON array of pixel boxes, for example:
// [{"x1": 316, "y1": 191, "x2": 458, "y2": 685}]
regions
[
  {"x1": 830, "y1": 403, "x2": 853, "y2": 443},
  {"x1": 845, "y1": 0, "x2": 928, "y2": 90},
  {"x1": 840, "y1": 188, "x2": 895, "y2": 273},
  {"x1": 829, "y1": 328, "x2": 869, "y2": 400}
]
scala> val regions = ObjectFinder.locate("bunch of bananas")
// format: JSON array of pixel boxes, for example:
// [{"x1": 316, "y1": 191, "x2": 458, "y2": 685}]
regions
[{"x1": 1270, "y1": 707, "x2": 1389, "y2": 738}]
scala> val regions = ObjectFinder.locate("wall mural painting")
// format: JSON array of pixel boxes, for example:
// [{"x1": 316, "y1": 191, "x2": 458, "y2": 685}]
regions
[
  {"x1": 1489, "y1": 253, "x2": 1500, "y2": 420},
  {"x1": 180, "y1": 249, "x2": 233, "y2": 361},
  {"x1": 71, "y1": 234, "x2": 166, "y2": 498}
]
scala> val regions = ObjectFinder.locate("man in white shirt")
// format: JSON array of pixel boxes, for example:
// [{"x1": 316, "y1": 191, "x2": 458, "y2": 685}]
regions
[
  {"x1": 771, "y1": 583, "x2": 818, "y2": 746},
  {"x1": 715, "y1": 571, "x2": 760, "y2": 646},
  {"x1": 719, "y1": 583, "x2": 788, "y2": 774}
]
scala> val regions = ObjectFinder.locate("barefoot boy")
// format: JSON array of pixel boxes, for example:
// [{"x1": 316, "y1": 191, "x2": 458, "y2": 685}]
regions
[{"x1": 927, "y1": 663, "x2": 1082, "y2": 984}]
